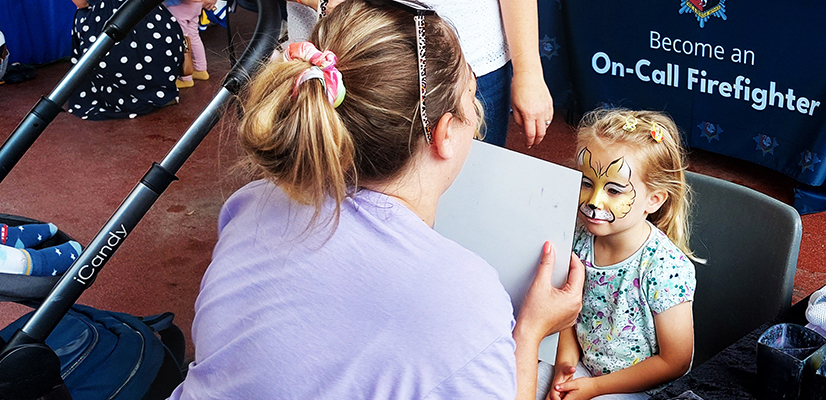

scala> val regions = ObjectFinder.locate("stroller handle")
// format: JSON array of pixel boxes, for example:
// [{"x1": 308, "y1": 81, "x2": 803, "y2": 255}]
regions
[
  {"x1": 106, "y1": 0, "x2": 167, "y2": 41},
  {"x1": 0, "y1": 1, "x2": 284, "y2": 399},
  {"x1": 18, "y1": 0, "x2": 283, "y2": 344},
  {"x1": 222, "y1": 1, "x2": 282, "y2": 94}
]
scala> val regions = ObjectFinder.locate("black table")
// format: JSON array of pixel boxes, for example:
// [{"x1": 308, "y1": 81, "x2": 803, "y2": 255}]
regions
[{"x1": 651, "y1": 298, "x2": 811, "y2": 399}]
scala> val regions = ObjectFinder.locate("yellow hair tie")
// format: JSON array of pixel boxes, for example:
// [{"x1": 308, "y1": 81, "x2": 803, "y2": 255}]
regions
[
  {"x1": 622, "y1": 116, "x2": 637, "y2": 132},
  {"x1": 650, "y1": 122, "x2": 664, "y2": 143}
]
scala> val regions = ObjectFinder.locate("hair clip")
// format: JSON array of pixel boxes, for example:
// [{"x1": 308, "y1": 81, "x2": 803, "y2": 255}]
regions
[
  {"x1": 622, "y1": 116, "x2": 637, "y2": 132},
  {"x1": 650, "y1": 122, "x2": 664, "y2": 143}
]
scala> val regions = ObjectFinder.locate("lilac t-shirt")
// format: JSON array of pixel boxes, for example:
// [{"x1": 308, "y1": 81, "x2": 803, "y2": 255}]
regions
[{"x1": 168, "y1": 180, "x2": 517, "y2": 399}]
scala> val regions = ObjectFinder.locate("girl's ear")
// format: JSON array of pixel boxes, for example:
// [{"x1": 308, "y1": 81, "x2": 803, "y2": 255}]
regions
[
  {"x1": 646, "y1": 189, "x2": 668, "y2": 214},
  {"x1": 429, "y1": 112, "x2": 456, "y2": 160}
]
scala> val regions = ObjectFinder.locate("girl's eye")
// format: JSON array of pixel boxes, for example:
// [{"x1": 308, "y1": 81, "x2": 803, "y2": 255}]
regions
[
  {"x1": 581, "y1": 179, "x2": 593, "y2": 189},
  {"x1": 605, "y1": 183, "x2": 626, "y2": 195}
]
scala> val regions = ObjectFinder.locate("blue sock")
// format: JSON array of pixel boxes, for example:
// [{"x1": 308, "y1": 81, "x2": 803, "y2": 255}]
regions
[
  {"x1": 1, "y1": 223, "x2": 58, "y2": 248},
  {"x1": 22, "y1": 241, "x2": 83, "y2": 276}
]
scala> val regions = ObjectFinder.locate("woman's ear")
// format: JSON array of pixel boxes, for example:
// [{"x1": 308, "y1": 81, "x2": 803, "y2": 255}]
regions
[
  {"x1": 645, "y1": 189, "x2": 669, "y2": 214},
  {"x1": 429, "y1": 112, "x2": 456, "y2": 160}
]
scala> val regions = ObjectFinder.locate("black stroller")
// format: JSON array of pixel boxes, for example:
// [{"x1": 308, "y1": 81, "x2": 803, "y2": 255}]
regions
[{"x1": 0, "y1": 0, "x2": 282, "y2": 398}]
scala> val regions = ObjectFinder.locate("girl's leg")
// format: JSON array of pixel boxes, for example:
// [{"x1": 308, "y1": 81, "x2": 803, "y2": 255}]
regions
[
  {"x1": 180, "y1": 1, "x2": 207, "y2": 75},
  {"x1": 167, "y1": 2, "x2": 204, "y2": 82},
  {"x1": 537, "y1": 361, "x2": 555, "y2": 400},
  {"x1": 186, "y1": 15, "x2": 207, "y2": 74}
]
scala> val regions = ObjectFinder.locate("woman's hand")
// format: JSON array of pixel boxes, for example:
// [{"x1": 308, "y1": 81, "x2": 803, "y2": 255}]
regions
[
  {"x1": 514, "y1": 243, "x2": 584, "y2": 400},
  {"x1": 72, "y1": 0, "x2": 89, "y2": 9},
  {"x1": 511, "y1": 70, "x2": 554, "y2": 149},
  {"x1": 515, "y1": 244, "x2": 584, "y2": 343}
]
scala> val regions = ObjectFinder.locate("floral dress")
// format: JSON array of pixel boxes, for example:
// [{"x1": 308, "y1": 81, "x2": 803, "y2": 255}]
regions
[
  {"x1": 67, "y1": 0, "x2": 183, "y2": 120},
  {"x1": 572, "y1": 222, "x2": 696, "y2": 376}
]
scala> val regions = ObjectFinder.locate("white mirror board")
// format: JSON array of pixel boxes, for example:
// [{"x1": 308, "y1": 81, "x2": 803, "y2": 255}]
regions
[{"x1": 434, "y1": 140, "x2": 582, "y2": 362}]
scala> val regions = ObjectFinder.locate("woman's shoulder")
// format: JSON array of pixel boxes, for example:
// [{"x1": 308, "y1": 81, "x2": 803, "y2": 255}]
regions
[{"x1": 218, "y1": 180, "x2": 286, "y2": 228}]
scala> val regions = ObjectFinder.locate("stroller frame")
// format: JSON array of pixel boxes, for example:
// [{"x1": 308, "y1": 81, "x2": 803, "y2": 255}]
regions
[{"x1": 0, "y1": 0, "x2": 282, "y2": 398}]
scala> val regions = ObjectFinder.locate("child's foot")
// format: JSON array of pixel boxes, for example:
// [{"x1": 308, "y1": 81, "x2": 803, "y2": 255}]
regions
[
  {"x1": 23, "y1": 241, "x2": 83, "y2": 276},
  {"x1": 1, "y1": 223, "x2": 57, "y2": 248},
  {"x1": 0, "y1": 241, "x2": 82, "y2": 276},
  {"x1": 192, "y1": 70, "x2": 209, "y2": 81},
  {"x1": 176, "y1": 78, "x2": 194, "y2": 89}
]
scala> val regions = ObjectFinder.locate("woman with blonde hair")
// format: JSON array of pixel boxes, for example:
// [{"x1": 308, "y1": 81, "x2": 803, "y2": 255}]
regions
[{"x1": 168, "y1": 1, "x2": 583, "y2": 399}]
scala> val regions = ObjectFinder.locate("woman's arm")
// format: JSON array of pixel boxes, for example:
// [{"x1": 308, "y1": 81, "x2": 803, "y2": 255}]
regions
[
  {"x1": 498, "y1": 0, "x2": 554, "y2": 149},
  {"x1": 72, "y1": 0, "x2": 89, "y2": 9},
  {"x1": 554, "y1": 302, "x2": 694, "y2": 399},
  {"x1": 514, "y1": 244, "x2": 584, "y2": 400}
]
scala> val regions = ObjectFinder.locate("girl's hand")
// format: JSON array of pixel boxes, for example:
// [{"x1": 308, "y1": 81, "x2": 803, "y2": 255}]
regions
[
  {"x1": 553, "y1": 376, "x2": 600, "y2": 400},
  {"x1": 548, "y1": 364, "x2": 576, "y2": 400},
  {"x1": 201, "y1": 0, "x2": 217, "y2": 10}
]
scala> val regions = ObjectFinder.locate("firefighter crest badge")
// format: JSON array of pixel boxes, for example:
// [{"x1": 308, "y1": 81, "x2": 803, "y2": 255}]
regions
[{"x1": 679, "y1": 0, "x2": 727, "y2": 28}]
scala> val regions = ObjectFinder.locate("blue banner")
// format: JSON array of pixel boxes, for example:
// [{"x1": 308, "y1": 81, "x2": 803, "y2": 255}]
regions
[
  {"x1": 0, "y1": 1, "x2": 76, "y2": 65},
  {"x1": 539, "y1": 1, "x2": 826, "y2": 187}
]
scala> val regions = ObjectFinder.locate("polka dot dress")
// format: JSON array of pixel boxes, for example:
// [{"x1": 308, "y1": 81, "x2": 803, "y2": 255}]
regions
[{"x1": 67, "y1": 0, "x2": 184, "y2": 120}]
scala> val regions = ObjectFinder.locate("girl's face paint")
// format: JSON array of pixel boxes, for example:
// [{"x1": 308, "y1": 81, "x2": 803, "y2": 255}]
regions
[{"x1": 577, "y1": 147, "x2": 636, "y2": 223}]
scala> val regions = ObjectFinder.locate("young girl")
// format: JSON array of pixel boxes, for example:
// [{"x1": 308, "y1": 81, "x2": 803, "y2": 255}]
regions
[{"x1": 550, "y1": 109, "x2": 698, "y2": 400}]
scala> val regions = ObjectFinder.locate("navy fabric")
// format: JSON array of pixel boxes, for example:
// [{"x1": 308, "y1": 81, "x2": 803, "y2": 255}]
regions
[
  {"x1": 539, "y1": 1, "x2": 826, "y2": 212},
  {"x1": 66, "y1": 0, "x2": 183, "y2": 120},
  {"x1": 476, "y1": 61, "x2": 512, "y2": 147},
  {"x1": 0, "y1": 0, "x2": 76, "y2": 64},
  {"x1": 794, "y1": 185, "x2": 826, "y2": 215},
  {"x1": 0, "y1": 304, "x2": 173, "y2": 400}
]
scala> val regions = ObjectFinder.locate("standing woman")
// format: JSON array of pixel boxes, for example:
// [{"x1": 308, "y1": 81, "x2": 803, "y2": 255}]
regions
[
  {"x1": 284, "y1": 0, "x2": 555, "y2": 149},
  {"x1": 68, "y1": 0, "x2": 183, "y2": 120},
  {"x1": 169, "y1": 0, "x2": 583, "y2": 399}
]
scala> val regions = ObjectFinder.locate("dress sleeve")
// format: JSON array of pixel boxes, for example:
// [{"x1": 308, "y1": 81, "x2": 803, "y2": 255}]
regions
[
  {"x1": 643, "y1": 242, "x2": 696, "y2": 315},
  {"x1": 423, "y1": 335, "x2": 517, "y2": 400}
]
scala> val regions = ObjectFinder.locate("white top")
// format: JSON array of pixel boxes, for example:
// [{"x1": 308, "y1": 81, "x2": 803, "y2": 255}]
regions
[
  {"x1": 421, "y1": 0, "x2": 509, "y2": 76},
  {"x1": 286, "y1": 0, "x2": 509, "y2": 76}
]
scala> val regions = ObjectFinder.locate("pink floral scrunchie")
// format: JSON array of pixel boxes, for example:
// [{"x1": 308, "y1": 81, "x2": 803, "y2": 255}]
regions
[{"x1": 283, "y1": 41, "x2": 346, "y2": 108}]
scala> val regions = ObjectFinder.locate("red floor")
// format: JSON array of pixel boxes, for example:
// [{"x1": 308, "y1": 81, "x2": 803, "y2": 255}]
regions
[{"x1": 0, "y1": 8, "x2": 824, "y2": 360}]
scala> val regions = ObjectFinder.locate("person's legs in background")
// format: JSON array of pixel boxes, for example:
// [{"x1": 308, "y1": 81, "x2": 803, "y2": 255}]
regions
[
  {"x1": 168, "y1": 1, "x2": 207, "y2": 88},
  {"x1": 475, "y1": 61, "x2": 512, "y2": 147},
  {"x1": 187, "y1": 4, "x2": 208, "y2": 81}
]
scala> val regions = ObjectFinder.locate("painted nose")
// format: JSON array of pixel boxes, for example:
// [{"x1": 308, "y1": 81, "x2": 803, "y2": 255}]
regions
[{"x1": 587, "y1": 189, "x2": 607, "y2": 210}]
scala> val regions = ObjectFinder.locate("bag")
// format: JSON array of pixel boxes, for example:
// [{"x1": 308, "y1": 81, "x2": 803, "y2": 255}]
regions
[
  {"x1": 182, "y1": 36, "x2": 194, "y2": 76},
  {"x1": 0, "y1": 304, "x2": 186, "y2": 400}
]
